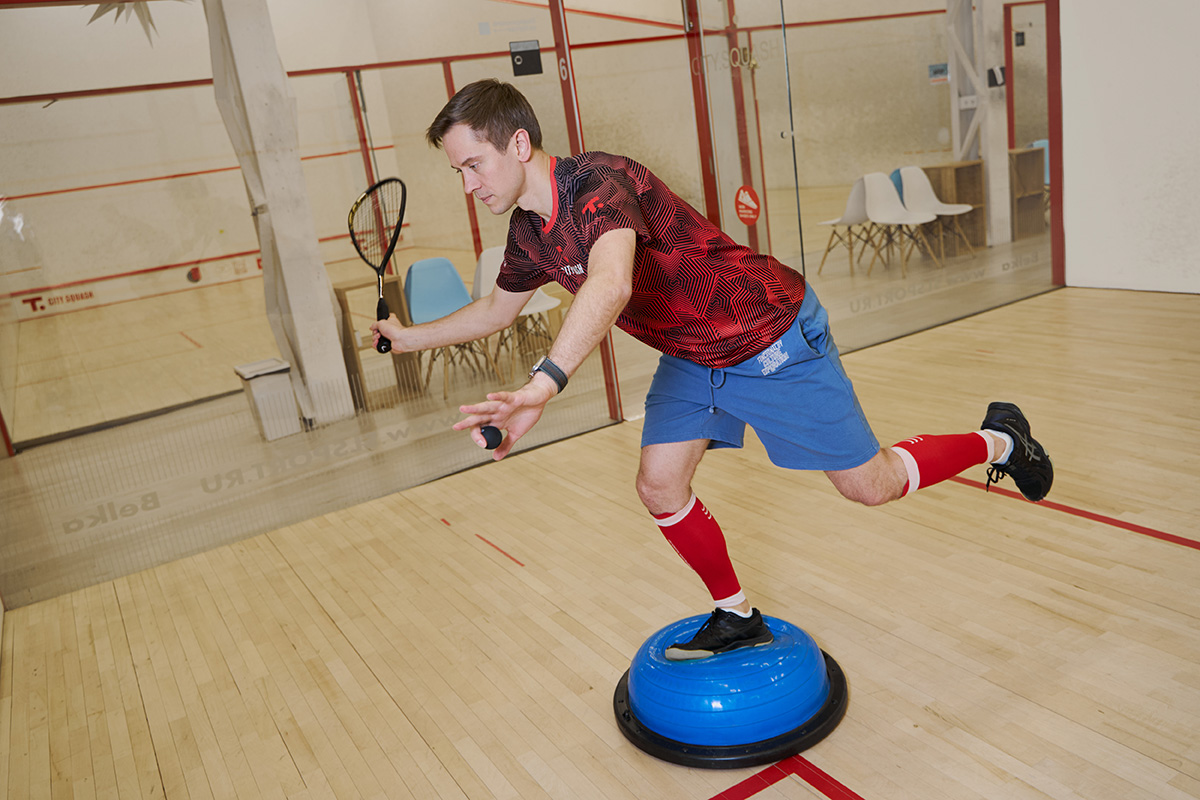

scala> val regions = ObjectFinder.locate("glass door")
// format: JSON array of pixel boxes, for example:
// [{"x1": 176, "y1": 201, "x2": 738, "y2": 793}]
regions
[
  {"x1": 686, "y1": 1, "x2": 1059, "y2": 353},
  {"x1": 686, "y1": 0, "x2": 806, "y2": 271}
]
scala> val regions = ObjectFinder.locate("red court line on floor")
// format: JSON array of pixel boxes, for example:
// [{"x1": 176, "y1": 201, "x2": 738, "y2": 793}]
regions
[
  {"x1": 784, "y1": 756, "x2": 865, "y2": 800},
  {"x1": 474, "y1": 534, "x2": 525, "y2": 567},
  {"x1": 709, "y1": 755, "x2": 866, "y2": 800},
  {"x1": 178, "y1": 332, "x2": 203, "y2": 349},
  {"x1": 711, "y1": 473, "x2": 1193, "y2": 800},
  {"x1": 443, "y1": 518, "x2": 526, "y2": 567},
  {"x1": 949, "y1": 476, "x2": 1198, "y2": 550}
]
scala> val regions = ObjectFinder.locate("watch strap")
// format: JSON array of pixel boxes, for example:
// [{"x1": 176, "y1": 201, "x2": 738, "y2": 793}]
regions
[{"x1": 530, "y1": 356, "x2": 568, "y2": 393}]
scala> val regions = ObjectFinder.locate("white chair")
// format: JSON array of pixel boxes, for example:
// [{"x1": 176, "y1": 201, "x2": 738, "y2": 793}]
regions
[
  {"x1": 471, "y1": 245, "x2": 505, "y2": 301},
  {"x1": 898, "y1": 166, "x2": 975, "y2": 259},
  {"x1": 817, "y1": 178, "x2": 874, "y2": 276},
  {"x1": 862, "y1": 172, "x2": 940, "y2": 276},
  {"x1": 471, "y1": 245, "x2": 563, "y2": 378}
]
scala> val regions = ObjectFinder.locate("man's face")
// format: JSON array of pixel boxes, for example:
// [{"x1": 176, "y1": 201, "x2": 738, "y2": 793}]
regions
[{"x1": 442, "y1": 123, "x2": 523, "y2": 215}]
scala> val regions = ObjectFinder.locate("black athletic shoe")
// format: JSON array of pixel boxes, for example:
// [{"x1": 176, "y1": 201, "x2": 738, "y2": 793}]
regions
[
  {"x1": 664, "y1": 608, "x2": 774, "y2": 661},
  {"x1": 981, "y1": 401, "x2": 1053, "y2": 502}
]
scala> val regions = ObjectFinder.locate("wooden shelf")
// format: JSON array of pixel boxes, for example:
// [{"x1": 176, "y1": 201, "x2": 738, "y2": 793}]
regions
[
  {"x1": 1009, "y1": 147, "x2": 1047, "y2": 241},
  {"x1": 332, "y1": 273, "x2": 423, "y2": 410},
  {"x1": 922, "y1": 160, "x2": 986, "y2": 257}
]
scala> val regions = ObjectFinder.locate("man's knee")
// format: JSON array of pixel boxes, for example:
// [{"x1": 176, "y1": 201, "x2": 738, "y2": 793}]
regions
[
  {"x1": 638, "y1": 441, "x2": 708, "y2": 515},
  {"x1": 836, "y1": 480, "x2": 902, "y2": 507},
  {"x1": 636, "y1": 468, "x2": 687, "y2": 514},
  {"x1": 827, "y1": 449, "x2": 906, "y2": 507}
]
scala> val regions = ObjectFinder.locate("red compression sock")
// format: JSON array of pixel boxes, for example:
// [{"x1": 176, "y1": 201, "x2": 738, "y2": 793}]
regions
[
  {"x1": 653, "y1": 495, "x2": 742, "y2": 604},
  {"x1": 891, "y1": 431, "x2": 994, "y2": 496}
]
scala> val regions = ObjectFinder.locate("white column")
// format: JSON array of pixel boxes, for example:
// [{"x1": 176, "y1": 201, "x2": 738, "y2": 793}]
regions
[
  {"x1": 947, "y1": 0, "x2": 979, "y2": 162},
  {"x1": 947, "y1": 0, "x2": 1012, "y2": 246},
  {"x1": 202, "y1": 0, "x2": 354, "y2": 425},
  {"x1": 977, "y1": 0, "x2": 1012, "y2": 246}
]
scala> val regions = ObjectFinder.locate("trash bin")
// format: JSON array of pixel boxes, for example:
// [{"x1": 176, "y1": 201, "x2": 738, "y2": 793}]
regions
[{"x1": 234, "y1": 358, "x2": 301, "y2": 441}]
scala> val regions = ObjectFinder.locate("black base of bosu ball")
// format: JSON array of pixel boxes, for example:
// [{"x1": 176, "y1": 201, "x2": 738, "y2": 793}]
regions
[{"x1": 613, "y1": 615, "x2": 848, "y2": 769}]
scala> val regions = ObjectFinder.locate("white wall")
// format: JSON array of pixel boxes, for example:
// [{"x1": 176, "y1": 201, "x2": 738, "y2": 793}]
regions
[{"x1": 1060, "y1": 0, "x2": 1200, "y2": 293}]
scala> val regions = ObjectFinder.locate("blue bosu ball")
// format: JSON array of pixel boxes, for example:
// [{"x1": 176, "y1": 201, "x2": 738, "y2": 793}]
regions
[{"x1": 613, "y1": 615, "x2": 848, "y2": 768}]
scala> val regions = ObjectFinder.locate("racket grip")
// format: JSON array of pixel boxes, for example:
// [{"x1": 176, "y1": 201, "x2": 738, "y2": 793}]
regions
[{"x1": 376, "y1": 297, "x2": 392, "y2": 354}]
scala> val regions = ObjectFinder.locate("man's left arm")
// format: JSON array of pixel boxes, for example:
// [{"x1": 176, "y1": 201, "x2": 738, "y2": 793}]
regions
[
  {"x1": 539, "y1": 227, "x2": 635, "y2": 380},
  {"x1": 453, "y1": 227, "x2": 636, "y2": 457}
]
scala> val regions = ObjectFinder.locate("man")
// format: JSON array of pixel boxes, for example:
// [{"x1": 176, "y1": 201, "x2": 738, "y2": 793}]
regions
[{"x1": 372, "y1": 79, "x2": 1052, "y2": 661}]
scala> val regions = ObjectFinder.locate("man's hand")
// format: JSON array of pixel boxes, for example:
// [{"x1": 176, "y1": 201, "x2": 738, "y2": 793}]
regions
[
  {"x1": 370, "y1": 313, "x2": 405, "y2": 352},
  {"x1": 454, "y1": 377, "x2": 557, "y2": 460}
]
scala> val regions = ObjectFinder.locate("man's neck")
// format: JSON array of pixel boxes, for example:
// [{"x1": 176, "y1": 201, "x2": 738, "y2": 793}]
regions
[{"x1": 516, "y1": 150, "x2": 557, "y2": 221}]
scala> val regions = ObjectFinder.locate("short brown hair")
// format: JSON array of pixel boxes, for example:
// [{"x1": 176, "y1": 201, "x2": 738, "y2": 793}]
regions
[{"x1": 426, "y1": 79, "x2": 543, "y2": 151}]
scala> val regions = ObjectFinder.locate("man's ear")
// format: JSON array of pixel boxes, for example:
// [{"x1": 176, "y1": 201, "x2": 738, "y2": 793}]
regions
[{"x1": 512, "y1": 128, "x2": 534, "y2": 162}]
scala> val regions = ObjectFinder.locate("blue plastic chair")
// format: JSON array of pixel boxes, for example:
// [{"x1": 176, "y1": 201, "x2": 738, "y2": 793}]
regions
[
  {"x1": 405, "y1": 257, "x2": 472, "y2": 324},
  {"x1": 404, "y1": 257, "x2": 502, "y2": 397},
  {"x1": 888, "y1": 168, "x2": 905, "y2": 205}
]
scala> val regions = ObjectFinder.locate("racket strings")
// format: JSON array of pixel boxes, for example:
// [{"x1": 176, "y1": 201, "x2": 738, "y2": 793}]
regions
[{"x1": 350, "y1": 182, "x2": 405, "y2": 268}]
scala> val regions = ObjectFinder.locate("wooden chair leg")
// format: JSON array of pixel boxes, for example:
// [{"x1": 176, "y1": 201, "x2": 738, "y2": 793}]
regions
[
  {"x1": 423, "y1": 348, "x2": 438, "y2": 395},
  {"x1": 480, "y1": 341, "x2": 505, "y2": 384},
  {"x1": 856, "y1": 225, "x2": 875, "y2": 267},
  {"x1": 818, "y1": 229, "x2": 838, "y2": 275},
  {"x1": 846, "y1": 228, "x2": 855, "y2": 276},
  {"x1": 953, "y1": 217, "x2": 976, "y2": 257},
  {"x1": 487, "y1": 332, "x2": 508, "y2": 382},
  {"x1": 867, "y1": 226, "x2": 889, "y2": 276},
  {"x1": 914, "y1": 225, "x2": 942, "y2": 269}
]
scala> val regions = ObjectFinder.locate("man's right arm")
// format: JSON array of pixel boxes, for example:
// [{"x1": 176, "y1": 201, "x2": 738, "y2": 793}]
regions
[{"x1": 371, "y1": 285, "x2": 533, "y2": 353}]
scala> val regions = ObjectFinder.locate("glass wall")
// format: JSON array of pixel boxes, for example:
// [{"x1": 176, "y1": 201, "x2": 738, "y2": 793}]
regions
[
  {"x1": 0, "y1": 0, "x2": 616, "y2": 605},
  {"x1": 704, "y1": 2, "x2": 1056, "y2": 353},
  {"x1": 0, "y1": 0, "x2": 1059, "y2": 606}
]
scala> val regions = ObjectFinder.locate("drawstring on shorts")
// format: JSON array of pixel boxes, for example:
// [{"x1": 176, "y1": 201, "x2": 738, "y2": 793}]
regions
[{"x1": 707, "y1": 368, "x2": 726, "y2": 413}]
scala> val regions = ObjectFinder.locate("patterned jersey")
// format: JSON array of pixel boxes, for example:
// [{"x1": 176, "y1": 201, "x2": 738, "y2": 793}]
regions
[{"x1": 498, "y1": 152, "x2": 806, "y2": 369}]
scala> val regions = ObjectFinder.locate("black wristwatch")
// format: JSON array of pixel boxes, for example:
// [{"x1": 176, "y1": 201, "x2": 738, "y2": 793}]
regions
[{"x1": 529, "y1": 356, "x2": 568, "y2": 394}]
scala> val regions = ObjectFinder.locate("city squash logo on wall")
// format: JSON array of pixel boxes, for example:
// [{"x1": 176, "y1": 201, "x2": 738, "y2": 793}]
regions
[
  {"x1": 11, "y1": 255, "x2": 259, "y2": 319},
  {"x1": 18, "y1": 291, "x2": 96, "y2": 314}
]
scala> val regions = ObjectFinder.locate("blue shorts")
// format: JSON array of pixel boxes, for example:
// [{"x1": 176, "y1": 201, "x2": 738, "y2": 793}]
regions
[{"x1": 641, "y1": 287, "x2": 880, "y2": 471}]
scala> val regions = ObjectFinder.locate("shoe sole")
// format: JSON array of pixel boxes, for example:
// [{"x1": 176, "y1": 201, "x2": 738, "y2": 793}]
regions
[{"x1": 664, "y1": 633, "x2": 775, "y2": 662}]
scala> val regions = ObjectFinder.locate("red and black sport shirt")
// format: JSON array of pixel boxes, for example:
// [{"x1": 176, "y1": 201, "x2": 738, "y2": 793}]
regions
[{"x1": 498, "y1": 151, "x2": 805, "y2": 369}]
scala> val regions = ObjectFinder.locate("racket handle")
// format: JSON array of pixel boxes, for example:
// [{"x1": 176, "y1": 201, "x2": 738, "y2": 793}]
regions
[{"x1": 376, "y1": 297, "x2": 392, "y2": 354}]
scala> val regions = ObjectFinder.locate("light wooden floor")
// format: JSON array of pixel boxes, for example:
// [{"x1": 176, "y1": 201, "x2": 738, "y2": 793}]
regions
[{"x1": 4, "y1": 288, "x2": 1198, "y2": 800}]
